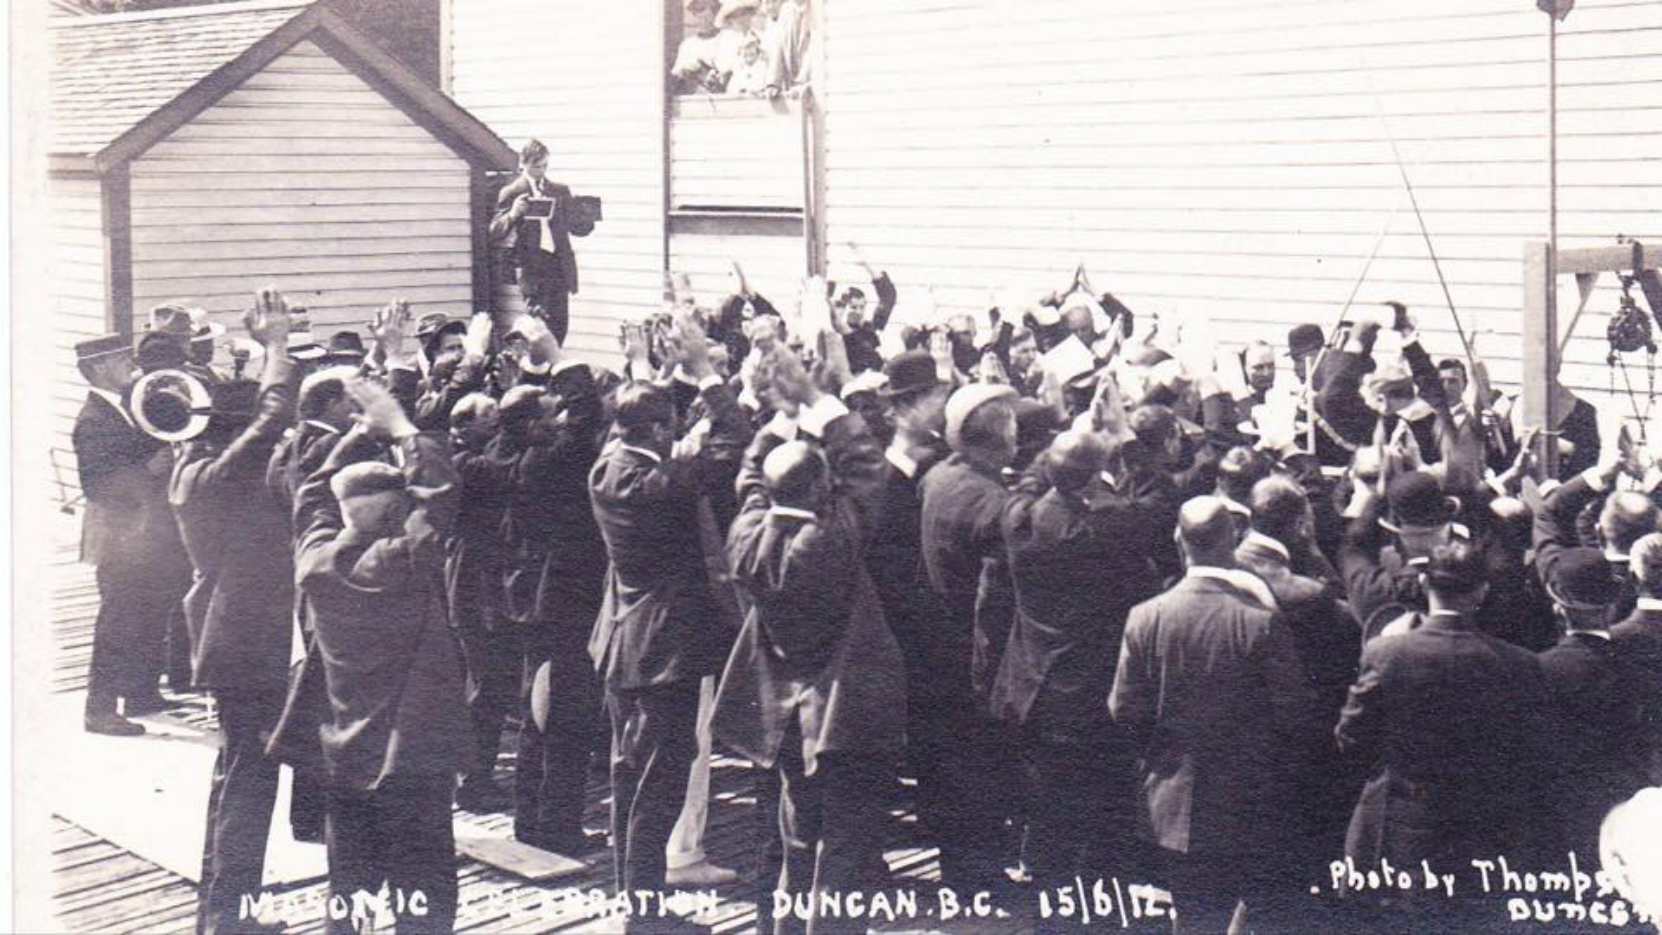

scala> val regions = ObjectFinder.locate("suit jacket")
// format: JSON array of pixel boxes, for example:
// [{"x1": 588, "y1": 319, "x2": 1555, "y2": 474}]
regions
[
  {"x1": 1611, "y1": 608, "x2": 1662, "y2": 784},
  {"x1": 1539, "y1": 630, "x2": 1650, "y2": 857},
  {"x1": 867, "y1": 440, "x2": 953, "y2": 704},
  {"x1": 295, "y1": 431, "x2": 473, "y2": 790},
  {"x1": 170, "y1": 358, "x2": 299, "y2": 691},
  {"x1": 991, "y1": 463, "x2": 1172, "y2": 733},
  {"x1": 1335, "y1": 617, "x2": 1552, "y2": 869},
  {"x1": 489, "y1": 175, "x2": 591, "y2": 294},
  {"x1": 587, "y1": 379, "x2": 753, "y2": 690},
  {"x1": 74, "y1": 391, "x2": 165, "y2": 568},
  {"x1": 1109, "y1": 573, "x2": 1312, "y2": 855},
  {"x1": 1534, "y1": 472, "x2": 1640, "y2": 621},
  {"x1": 713, "y1": 400, "x2": 902, "y2": 773},
  {"x1": 1236, "y1": 533, "x2": 1358, "y2": 725},
  {"x1": 1315, "y1": 339, "x2": 1444, "y2": 463},
  {"x1": 920, "y1": 454, "x2": 1015, "y2": 702},
  {"x1": 448, "y1": 432, "x2": 519, "y2": 632}
]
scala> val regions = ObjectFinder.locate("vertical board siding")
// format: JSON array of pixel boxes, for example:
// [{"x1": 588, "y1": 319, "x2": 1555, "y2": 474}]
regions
[
  {"x1": 49, "y1": 173, "x2": 108, "y2": 502},
  {"x1": 129, "y1": 40, "x2": 476, "y2": 341},
  {"x1": 819, "y1": 0, "x2": 1662, "y2": 401},
  {"x1": 448, "y1": 0, "x2": 666, "y2": 366}
]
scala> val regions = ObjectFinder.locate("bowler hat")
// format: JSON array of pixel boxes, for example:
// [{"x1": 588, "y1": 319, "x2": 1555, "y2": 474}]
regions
[
  {"x1": 1286, "y1": 323, "x2": 1325, "y2": 359},
  {"x1": 1380, "y1": 471, "x2": 1460, "y2": 533},
  {"x1": 878, "y1": 350, "x2": 939, "y2": 400},
  {"x1": 323, "y1": 331, "x2": 367, "y2": 363},
  {"x1": 1545, "y1": 547, "x2": 1621, "y2": 612}
]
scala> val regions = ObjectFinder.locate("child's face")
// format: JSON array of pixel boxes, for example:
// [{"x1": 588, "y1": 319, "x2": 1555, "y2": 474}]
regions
[
  {"x1": 523, "y1": 155, "x2": 548, "y2": 181},
  {"x1": 741, "y1": 41, "x2": 760, "y2": 64}
]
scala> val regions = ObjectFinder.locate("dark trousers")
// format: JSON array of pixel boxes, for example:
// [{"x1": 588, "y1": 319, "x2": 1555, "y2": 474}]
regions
[
  {"x1": 455, "y1": 619, "x2": 521, "y2": 783},
  {"x1": 518, "y1": 258, "x2": 570, "y2": 346},
  {"x1": 1023, "y1": 725, "x2": 1145, "y2": 919},
  {"x1": 197, "y1": 686, "x2": 284, "y2": 935},
  {"x1": 1162, "y1": 851, "x2": 1270, "y2": 935},
  {"x1": 923, "y1": 702, "x2": 1017, "y2": 892},
  {"x1": 773, "y1": 730, "x2": 892, "y2": 935},
  {"x1": 515, "y1": 632, "x2": 601, "y2": 848},
  {"x1": 324, "y1": 774, "x2": 457, "y2": 935},
  {"x1": 606, "y1": 679, "x2": 700, "y2": 896},
  {"x1": 87, "y1": 558, "x2": 171, "y2": 714}
]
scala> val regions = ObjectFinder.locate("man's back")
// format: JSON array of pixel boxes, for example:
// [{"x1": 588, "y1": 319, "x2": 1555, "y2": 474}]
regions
[
  {"x1": 1336, "y1": 619, "x2": 1549, "y2": 866},
  {"x1": 1110, "y1": 574, "x2": 1308, "y2": 855}
]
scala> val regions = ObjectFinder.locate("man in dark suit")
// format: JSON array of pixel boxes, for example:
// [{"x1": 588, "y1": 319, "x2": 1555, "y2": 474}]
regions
[
  {"x1": 170, "y1": 290, "x2": 299, "y2": 935},
  {"x1": 918, "y1": 383, "x2": 1022, "y2": 892},
  {"x1": 714, "y1": 346, "x2": 901, "y2": 935},
  {"x1": 1538, "y1": 548, "x2": 1650, "y2": 865},
  {"x1": 1314, "y1": 311, "x2": 1445, "y2": 466},
  {"x1": 72, "y1": 334, "x2": 166, "y2": 736},
  {"x1": 1110, "y1": 496, "x2": 1311, "y2": 935},
  {"x1": 1615, "y1": 533, "x2": 1662, "y2": 785},
  {"x1": 1236, "y1": 475, "x2": 1361, "y2": 887},
  {"x1": 1335, "y1": 540, "x2": 1552, "y2": 931},
  {"x1": 587, "y1": 313, "x2": 752, "y2": 910},
  {"x1": 994, "y1": 430, "x2": 1172, "y2": 916},
  {"x1": 500, "y1": 318, "x2": 611, "y2": 856},
  {"x1": 489, "y1": 138, "x2": 595, "y2": 345},
  {"x1": 1533, "y1": 449, "x2": 1655, "y2": 624},
  {"x1": 293, "y1": 380, "x2": 472, "y2": 935}
]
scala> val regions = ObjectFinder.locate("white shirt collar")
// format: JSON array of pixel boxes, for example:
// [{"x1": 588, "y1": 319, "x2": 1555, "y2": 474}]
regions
[
  {"x1": 1242, "y1": 531, "x2": 1290, "y2": 563},
  {"x1": 885, "y1": 443, "x2": 919, "y2": 479},
  {"x1": 1636, "y1": 597, "x2": 1662, "y2": 612},
  {"x1": 91, "y1": 387, "x2": 136, "y2": 427},
  {"x1": 1185, "y1": 565, "x2": 1277, "y2": 611},
  {"x1": 303, "y1": 420, "x2": 342, "y2": 435},
  {"x1": 768, "y1": 505, "x2": 818, "y2": 522},
  {"x1": 618, "y1": 443, "x2": 663, "y2": 465}
]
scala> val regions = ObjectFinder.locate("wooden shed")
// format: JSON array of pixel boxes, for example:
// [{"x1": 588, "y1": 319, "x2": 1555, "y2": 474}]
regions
[
  {"x1": 48, "y1": 0, "x2": 515, "y2": 498},
  {"x1": 444, "y1": 0, "x2": 1661, "y2": 395}
]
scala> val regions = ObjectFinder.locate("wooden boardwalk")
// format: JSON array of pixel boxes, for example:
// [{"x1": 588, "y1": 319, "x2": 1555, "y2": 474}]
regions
[{"x1": 46, "y1": 530, "x2": 972, "y2": 934}]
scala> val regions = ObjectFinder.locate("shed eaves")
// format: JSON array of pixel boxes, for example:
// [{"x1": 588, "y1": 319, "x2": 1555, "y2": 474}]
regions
[{"x1": 51, "y1": 1, "x2": 311, "y2": 158}]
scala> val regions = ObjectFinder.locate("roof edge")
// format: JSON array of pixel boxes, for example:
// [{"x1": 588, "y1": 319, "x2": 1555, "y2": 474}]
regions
[
  {"x1": 53, "y1": 0, "x2": 312, "y2": 29},
  {"x1": 88, "y1": 4, "x2": 515, "y2": 173}
]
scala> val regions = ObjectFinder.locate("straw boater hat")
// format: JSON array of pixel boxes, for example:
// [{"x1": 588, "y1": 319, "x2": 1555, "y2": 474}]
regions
[{"x1": 944, "y1": 384, "x2": 1017, "y2": 452}]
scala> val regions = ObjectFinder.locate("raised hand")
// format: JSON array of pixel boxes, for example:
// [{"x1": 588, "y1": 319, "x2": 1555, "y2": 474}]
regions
[
  {"x1": 462, "y1": 312, "x2": 493, "y2": 361},
  {"x1": 243, "y1": 286, "x2": 292, "y2": 351},
  {"x1": 347, "y1": 376, "x2": 417, "y2": 440},
  {"x1": 665, "y1": 312, "x2": 715, "y2": 381},
  {"x1": 767, "y1": 345, "x2": 820, "y2": 409}
]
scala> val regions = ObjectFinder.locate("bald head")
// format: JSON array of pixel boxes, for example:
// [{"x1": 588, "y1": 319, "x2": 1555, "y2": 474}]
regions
[
  {"x1": 763, "y1": 440, "x2": 828, "y2": 511},
  {"x1": 1046, "y1": 430, "x2": 1108, "y2": 494},
  {"x1": 1631, "y1": 532, "x2": 1662, "y2": 598},
  {"x1": 1178, "y1": 496, "x2": 1241, "y2": 567},
  {"x1": 1601, "y1": 492, "x2": 1660, "y2": 556}
]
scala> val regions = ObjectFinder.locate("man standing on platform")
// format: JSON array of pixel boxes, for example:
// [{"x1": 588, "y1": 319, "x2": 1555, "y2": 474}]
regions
[
  {"x1": 588, "y1": 313, "x2": 752, "y2": 924},
  {"x1": 490, "y1": 138, "x2": 594, "y2": 345},
  {"x1": 72, "y1": 333, "x2": 162, "y2": 736},
  {"x1": 171, "y1": 289, "x2": 300, "y2": 935}
]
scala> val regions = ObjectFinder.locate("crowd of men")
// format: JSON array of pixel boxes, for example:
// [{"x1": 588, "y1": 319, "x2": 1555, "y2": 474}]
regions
[{"x1": 70, "y1": 235, "x2": 1662, "y2": 934}]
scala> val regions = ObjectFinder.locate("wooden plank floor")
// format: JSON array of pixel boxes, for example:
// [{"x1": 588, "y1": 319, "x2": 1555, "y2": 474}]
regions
[{"x1": 46, "y1": 530, "x2": 976, "y2": 934}]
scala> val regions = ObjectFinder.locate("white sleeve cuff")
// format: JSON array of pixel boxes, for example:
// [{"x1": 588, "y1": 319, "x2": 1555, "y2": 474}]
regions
[
  {"x1": 1641, "y1": 467, "x2": 1662, "y2": 494},
  {"x1": 1581, "y1": 467, "x2": 1608, "y2": 492},
  {"x1": 796, "y1": 395, "x2": 849, "y2": 438},
  {"x1": 697, "y1": 374, "x2": 724, "y2": 392}
]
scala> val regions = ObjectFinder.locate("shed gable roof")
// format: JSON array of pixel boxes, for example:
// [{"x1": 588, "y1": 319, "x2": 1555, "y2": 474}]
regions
[{"x1": 51, "y1": 0, "x2": 515, "y2": 172}]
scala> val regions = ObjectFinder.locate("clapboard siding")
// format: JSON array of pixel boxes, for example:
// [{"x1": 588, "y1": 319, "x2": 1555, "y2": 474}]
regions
[
  {"x1": 49, "y1": 174, "x2": 109, "y2": 502},
  {"x1": 670, "y1": 97, "x2": 807, "y2": 212},
  {"x1": 128, "y1": 40, "x2": 476, "y2": 337},
  {"x1": 446, "y1": 0, "x2": 665, "y2": 366},
  {"x1": 820, "y1": 0, "x2": 1662, "y2": 402},
  {"x1": 670, "y1": 219, "x2": 810, "y2": 315}
]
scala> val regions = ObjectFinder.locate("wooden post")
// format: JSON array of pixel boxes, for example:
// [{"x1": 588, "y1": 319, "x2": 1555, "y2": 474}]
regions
[{"x1": 1521, "y1": 241, "x2": 1559, "y2": 476}]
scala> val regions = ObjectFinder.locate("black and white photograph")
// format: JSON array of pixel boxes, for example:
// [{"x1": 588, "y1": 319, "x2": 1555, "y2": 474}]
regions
[{"x1": 8, "y1": 0, "x2": 1662, "y2": 931}]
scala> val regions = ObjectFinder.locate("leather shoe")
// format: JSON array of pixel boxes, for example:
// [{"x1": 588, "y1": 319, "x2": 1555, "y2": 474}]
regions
[
  {"x1": 515, "y1": 826, "x2": 606, "y2": 857},
  {"x1": 665, "y1": 860, "x2": 739, "y2": 887},
  {"x1": 123, "y1": 692, "x2": 172, "y2": 717},
  {"x1": 84, "y1": 711, "x2": 146, "y2": 737}
]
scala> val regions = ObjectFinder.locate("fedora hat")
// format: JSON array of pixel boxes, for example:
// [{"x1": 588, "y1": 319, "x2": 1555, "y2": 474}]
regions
[{"x1": 878, "y1": 350, "x2": 940, "y2": 400}]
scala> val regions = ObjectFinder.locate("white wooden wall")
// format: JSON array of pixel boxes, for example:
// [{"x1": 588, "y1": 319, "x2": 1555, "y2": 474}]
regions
[
  {"x1": 819, "y1": 0, "x2": 1662, "y2": 399},
  {"x1": 48, "y1": 173, "x2": 108, "y2": 501},
  {"x1": 128, "y1": 41, "x2": 476, "y2": 341},
  {"x1": 447, "y1": 0, "x2": 667, "y2": 365}
]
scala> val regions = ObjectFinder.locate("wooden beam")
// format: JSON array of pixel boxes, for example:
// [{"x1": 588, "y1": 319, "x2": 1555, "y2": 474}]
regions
[
  {"x1": 469, "y1": 168, "x2": 492, "y2": 313},
  {"x1": 101, "y1": 165, "x2": 134, "y2": 340},
  {"x1": 1556, "y1": 243, "x2": 1646, "y2": 275},
  {"x1": 1520, "y1": 241, "x2": 1558, "y2": 476}
]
